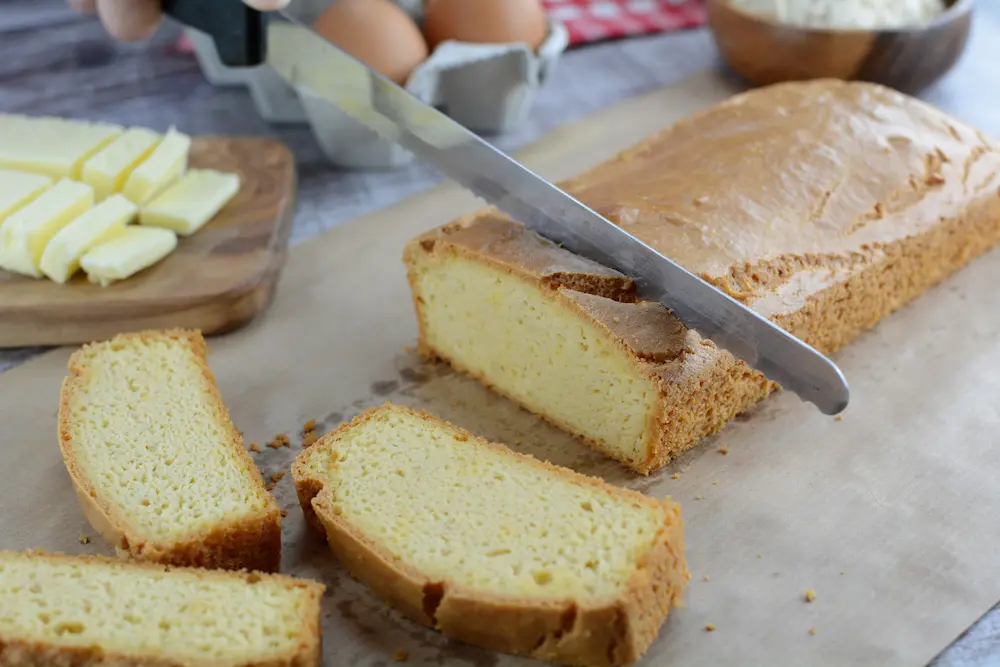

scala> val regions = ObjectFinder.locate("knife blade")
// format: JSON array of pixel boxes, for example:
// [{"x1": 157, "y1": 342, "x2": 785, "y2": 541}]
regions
[{"x1": 164, "y1": 0, "x2": 850, "y2": 415}]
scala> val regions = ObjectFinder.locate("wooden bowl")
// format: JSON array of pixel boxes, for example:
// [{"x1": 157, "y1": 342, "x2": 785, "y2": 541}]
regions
[{"x1": 706, "y1": 0, "x2": 974, "y2": 93}]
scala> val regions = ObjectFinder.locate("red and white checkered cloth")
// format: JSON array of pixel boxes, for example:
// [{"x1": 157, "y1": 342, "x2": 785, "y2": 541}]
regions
[{"x1": 542, "y1": 0, "x2": 707, "y2": 46}]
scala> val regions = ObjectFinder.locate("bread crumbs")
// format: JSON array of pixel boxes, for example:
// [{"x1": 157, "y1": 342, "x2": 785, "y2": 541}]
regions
[
  {"x1": 266, "y1": 482, "x2": 277, "y2": 492},
  {"x1": 718, "y1": 447, "x2": 729, "y2": 455},
  {"x1": 271, "y1": 472, "x2": 286, "y2": 483},
  {"x1": 705, "y1": 624, "x2": 716, "y2": 632},
  {"x1": 703, "y1": 575, "x2": 710, "y2": 581},
  {"x1": 393, "y1": 649, "x2": 409, "y2": 662},
  {"x1": 302, "y1": 419, "x2": 317, "y2": 433},
  {"x1": 302, "y1": 432, "x2": 319, "y2": 447},
  {"x1": 78, "y1": 536, "x2": 89, "y2": 545},
  {"x1": 835, "y1": 414, "x2": 844, "y2": 422},
  {"x1": 695, "y1": 495, "x2": 704, "y2": 501},
  {"x1": 249, "y1": 442, "x2": 261, "y2": 453},
  {"x1": 809, "y1": 626, "x2": 818, "y2": 635},
  {"x1": 280, "y1": 510, "x2": 288, "y2": 518},
  {"x1": 671, "y1": 473, "x2": 680, "y2": 480},
  {"x1": 805, "y1": 588, "x2": 817, "y2": 603}
]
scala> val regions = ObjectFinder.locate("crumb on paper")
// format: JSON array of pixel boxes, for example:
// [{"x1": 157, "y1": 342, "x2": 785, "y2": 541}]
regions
[
  {"x1": 712, "y1": 479, "x2": 719, "y2": 485},
  {"x1": 249, "y1": 442, "x2": 261, "y2": 453},
  {"x1": 78, "y1": 536, "x2": 90, "y2": 545},
  {"x1": 266, "y1": 482, "x2": 277, "y2": 492},
  {"x1": 805, "y1": 589, "x2": 817, "y2": 603},
  {"x1": 271, "y1": 471, "x2": 286, "y2": 483},
  {"x1": 695, "y1": 495, "x2": 704, "y2": 501},
  {"x1": 671, "y1": 473, "x2": 680, "y2": 480},
  {"x1": 703, "y1": 575, "x2": 710, "y2": 582},
  {"x1": 718, "y1": 447, "x2": 729, "y2": 455},
  {"x1": 705, "y1": 624, "x2": 716, "y2": 632},
  {"x1": 835, "y1": 414, "x2": 844, "y2": 422},
  {"x1": 757, "y1": 553, "x2": 763, "y2": 559},
  {"x1": 393, "y1": 649, "x2": 409, "y2": 662},
  {"x1": 809, "y1": 626, "x2": 818, "y2": 635},
  {"x1": 302, "y1": 419, "x2": 317, "y2": 433},
  {"x1": 280, "y1": 509, "x2": 288, "y2": 518},
  {"x1": 302, "y1": 432, "x2": 319, "y2": 448}
]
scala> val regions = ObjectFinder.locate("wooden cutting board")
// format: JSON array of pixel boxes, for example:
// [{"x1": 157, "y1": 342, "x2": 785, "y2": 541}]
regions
[
  {"x1": 0, "y1": 136, "x2": 296, "y2": 348},
  {"x1": 1, "y1": 71, "x2": 999, "y2": 666}
]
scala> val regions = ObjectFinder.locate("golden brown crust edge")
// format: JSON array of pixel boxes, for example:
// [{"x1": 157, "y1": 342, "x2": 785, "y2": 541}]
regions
[
  {"x1": 402, "y1": 225, "x2": 773, "y2": 474},
  {"x1": 0, "y1": 550, "x2": 325, "y2": 667},
  {"x1": 292, "y1": 404, "x2": 689, "y2": 667},
  {"x1": 57, "y1": 329, "x2": 282, "y2": 573}
]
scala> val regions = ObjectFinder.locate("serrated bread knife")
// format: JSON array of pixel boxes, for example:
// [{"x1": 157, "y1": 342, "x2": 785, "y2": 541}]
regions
[{"x1": 162, "y1": 0, "x2": 850, "y2": 415}]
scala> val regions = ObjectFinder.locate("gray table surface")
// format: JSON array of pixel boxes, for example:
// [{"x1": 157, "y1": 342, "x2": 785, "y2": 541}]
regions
[{"x1": 1, "y1": 1, "x2": 999, "y2": 664}]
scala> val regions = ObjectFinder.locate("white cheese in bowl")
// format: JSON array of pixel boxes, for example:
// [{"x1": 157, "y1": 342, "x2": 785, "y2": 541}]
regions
[{"x1": 728, "y1": 0, "x2": 948, "y2": 29}]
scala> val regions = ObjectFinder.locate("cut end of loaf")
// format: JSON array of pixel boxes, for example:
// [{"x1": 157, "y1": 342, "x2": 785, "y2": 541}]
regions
[
  {"x1": 0, "y1": 550, "x2": 322, "y2": 667},
  {"x1": 403, "y1": 222, "x2": 773, "y2": 474},
  {"x1": 292, "y1": 403, "x2": 688, "y2": 666},
  {"x1": 58, "y1": 329, "x2": 281, "y2": 572}
]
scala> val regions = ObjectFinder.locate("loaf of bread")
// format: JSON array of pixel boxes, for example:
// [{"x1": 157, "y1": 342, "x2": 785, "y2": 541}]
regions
[
  {"x1": 58, "y1": 329, "x2": 282, "y2": 572},
  {"x1": 0, "y1": 550, "x2": 323, "y2": 666},
  {"x1": 292, "y1": 404, "x2": 688, "y2": 667},
  {"x1": 404, "y1": 79, "x2": 1000, "y2": 473}
]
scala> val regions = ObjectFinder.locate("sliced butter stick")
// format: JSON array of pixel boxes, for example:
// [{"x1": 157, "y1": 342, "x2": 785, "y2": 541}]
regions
[
  {"x1": 0, "y1": 169, "x2": 53, "y2": 223},
  {"x1": 40, "y1": 194, "x2": 138, "y2": 283},
  {"x1": 0, "y1": 115, "x2": 122, "y2": 179},
  {"x1": 0, "y1": 179, "x2": 94, "y2": 278},
  {"x1": 81, "y1": 226, "x2": 177, "y2": 287},
  {"x1": 140, "y1": 169, "x2": 240, "y2": 236},
  {"x1": 81, "y1": 128, "x2": 162, "y2": 201},
  {"x1": 122, "y1": 127, "x2": 191, "y2": 205}
]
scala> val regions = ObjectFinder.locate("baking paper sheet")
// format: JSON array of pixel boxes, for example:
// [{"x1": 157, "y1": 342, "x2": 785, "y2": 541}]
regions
[{"x1": 1, "y1": 70, "x2": 998, "y2": 666}]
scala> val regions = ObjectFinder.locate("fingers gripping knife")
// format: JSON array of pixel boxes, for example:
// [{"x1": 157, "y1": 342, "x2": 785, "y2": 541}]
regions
[{"x1": 162, "y1": 0, "x2": 851, "y2": 415}]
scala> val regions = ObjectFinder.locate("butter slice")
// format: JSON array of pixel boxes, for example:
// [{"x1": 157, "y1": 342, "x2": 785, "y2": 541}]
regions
[
  {"x1": 40, "y1": 194, "x2": 138, "y2": 283},
  {"x1": 139, "y1": 169, "x2": 240, "y2": 236},
  {"x1": 0, "y1": 169, "x2": 53, "y2": 223},
  {"x1": 81, "y1": 226, "x2": 178, "y2": 287},
  {"x1": 81, "y1": 128, "x2": 162, "y2": 201},
  {"x1": 0, "y1": 114, "x2": 122, "y2": 179},
  {"x1": 0, "y1": 179, "x2": 95, "y2": 278},
  {"x1": 122, "y1": 128, "x2": 192, "y2": 205}
]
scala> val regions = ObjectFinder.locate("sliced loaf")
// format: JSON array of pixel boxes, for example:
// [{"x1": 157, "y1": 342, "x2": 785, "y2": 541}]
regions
[
  {"x1": 292, "y1": 403, "x2": 688, "y2": 667},
  {"x1": 0, "y1": 550, "x2": 323, "y2": 666},
  {"x1": 58, "y1": 329, "x2": 281, "y2": 572},
  {"x1": 404, "y1": 80, "x2": 1000, "y2": 473}
]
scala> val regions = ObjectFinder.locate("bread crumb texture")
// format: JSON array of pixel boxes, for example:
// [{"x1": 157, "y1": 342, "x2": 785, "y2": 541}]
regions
[
  {"x1": 404, "y1": 80, "x2": 1000, "y2": 474},
  {"x1": 293, "y1": 404, "x2": 688, "y2": 667},
  {"x1": 0, "y1": 551, "x2": 323, "y2": 666},
  {"x1": 58, "y1": 329, "x2": 280, "y2": 571},
  {"x1": 805, "y1": 588, "x2": 817, "y2": 602}
]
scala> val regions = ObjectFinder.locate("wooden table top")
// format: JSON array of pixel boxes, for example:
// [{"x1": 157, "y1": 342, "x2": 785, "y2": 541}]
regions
[{"x1": 1, "y1": 1, "x2": 998, "y2": 664}]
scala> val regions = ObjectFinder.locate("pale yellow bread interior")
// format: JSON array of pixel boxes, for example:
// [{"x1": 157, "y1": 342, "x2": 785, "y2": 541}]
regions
[
  {"x1": 405, "y1": 218, "x2": 771, "y2": 473},
  {"x1": 58, "y1": 329, "x2": 281, "y2": 571},
  {"x1": 293, "y1": 404, "x2": 687, "y2": 667},
  {"x1": 0, "y1": 550, "x2": 323, "y2": 666}
]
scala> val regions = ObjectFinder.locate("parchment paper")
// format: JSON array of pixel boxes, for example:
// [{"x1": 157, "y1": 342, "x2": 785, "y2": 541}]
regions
[{"x1": 2, "y1": 70, "x2": 999, "y2": 666}]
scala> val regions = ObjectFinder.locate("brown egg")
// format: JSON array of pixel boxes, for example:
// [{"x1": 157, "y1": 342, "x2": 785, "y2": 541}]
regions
[
  {"x1": 313, "y1": 0, "x2": 429, "y2": 85},
  {"x1": 423, "y1": 0, "x2": 549, "y2": 51}
]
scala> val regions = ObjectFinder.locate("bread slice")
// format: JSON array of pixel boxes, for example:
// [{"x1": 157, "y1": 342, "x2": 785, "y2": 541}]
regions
[
  {"x1": 58, "y1": 329, "x2": 282, "y2": 572},
  {"x1": 0, "y1": 550, "x2": 323, "y2": 666},
  {"x1": 404, "y1": 80, "x2": 1000, "y2": 473},
  {"x1": 405, "y1": 217, "x2": 773, "y2": 474},
  {"x1": 292, "y1": 404, "x2": 688, "y2": 667}
]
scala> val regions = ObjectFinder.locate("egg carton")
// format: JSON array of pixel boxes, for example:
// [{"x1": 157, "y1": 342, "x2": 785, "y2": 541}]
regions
[{"x1": 184, "y1": 1, "x2": 569, "y2": 169}]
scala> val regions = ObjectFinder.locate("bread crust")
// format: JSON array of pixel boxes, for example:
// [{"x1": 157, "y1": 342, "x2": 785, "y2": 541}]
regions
[
  {"x1": 0, "y1": 550, "x2": 324, "y2": 667},
  {"x1": 57, "y1": 329, "x2": 282, "y2": 572},
  {"x1": 292, "y1": 404, "x2": 689, "y2": 667},
  {"x1": 403, "y1": 224, "x2": 773, "y2": 473}
]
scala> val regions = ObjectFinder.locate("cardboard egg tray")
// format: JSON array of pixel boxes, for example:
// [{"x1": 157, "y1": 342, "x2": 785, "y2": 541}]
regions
[{"x1": 185, "y1": 0, "x2": 569, "y2": 169}]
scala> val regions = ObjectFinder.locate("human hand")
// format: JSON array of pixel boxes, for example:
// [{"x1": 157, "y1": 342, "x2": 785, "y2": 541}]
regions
[{"x1": 69, "y1": 0, "x2": 290, "y2": 42}]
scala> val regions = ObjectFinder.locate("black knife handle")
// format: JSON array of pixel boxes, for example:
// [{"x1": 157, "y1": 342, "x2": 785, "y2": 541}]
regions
[{"x1": 162, "y1": 0, "x2": 266, "y2": 67}]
